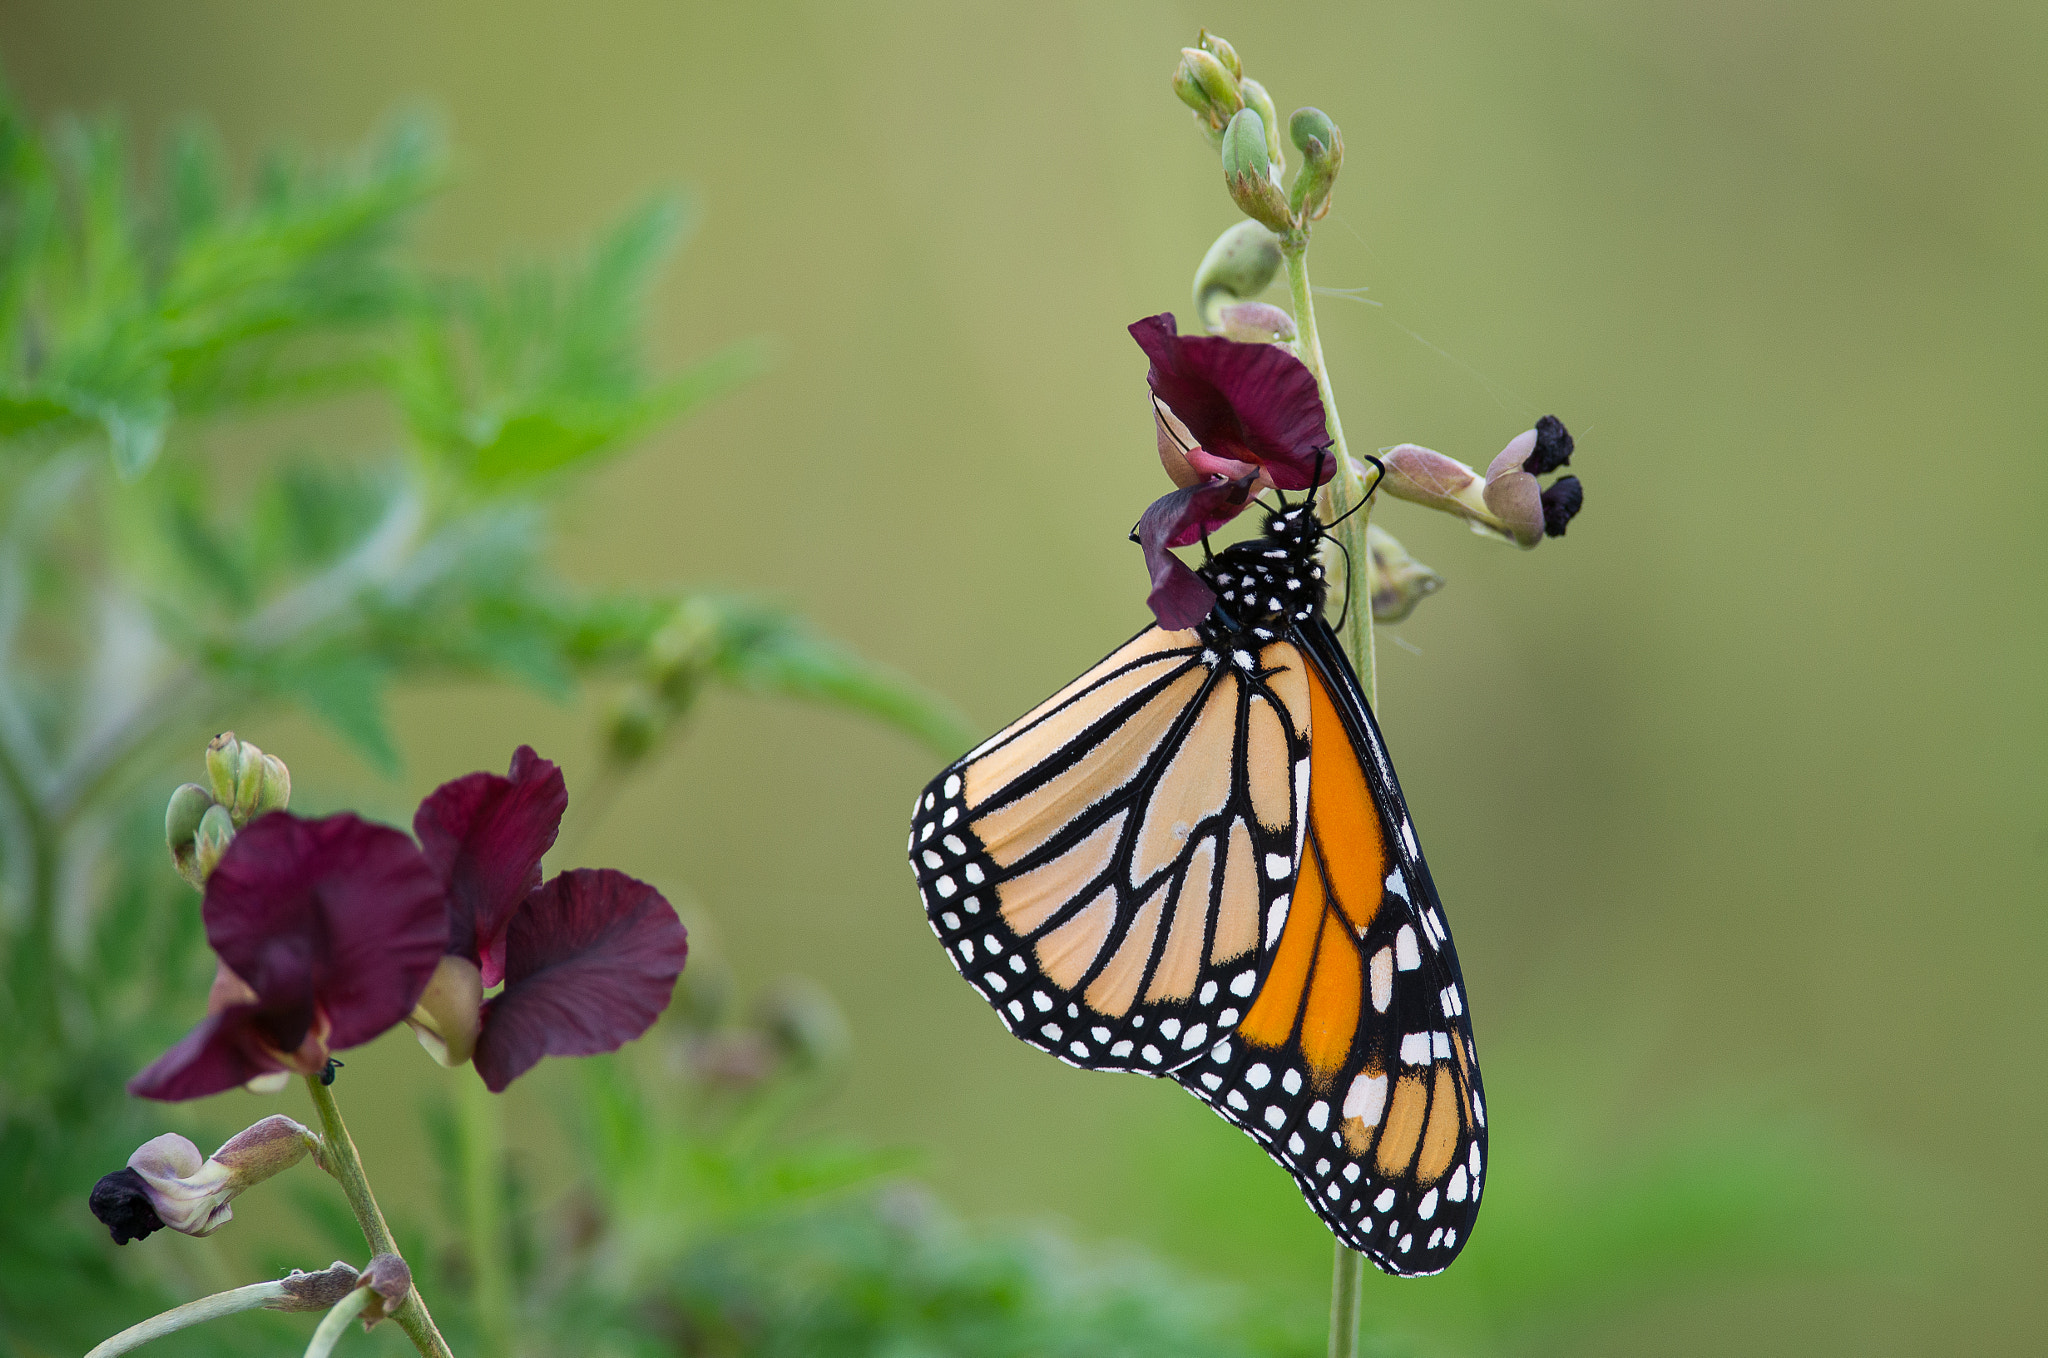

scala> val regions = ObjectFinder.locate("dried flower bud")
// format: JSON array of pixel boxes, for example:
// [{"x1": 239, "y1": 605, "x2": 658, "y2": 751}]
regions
[
  {"x1": 1483, "y1": 416, "x2": 1581, "y2": 545},
  {"x1": 1288, "y1": 107, "x2": 1344, "y2": 222},
  {"x1": 1365, "y1": 524, "x2": 1444, "y2": 623},
  {"x1": 89, "y1": 1116, "x2": 318, "y2": 1242},
  {"x1": 355, "y1": 1253, "x2": 412, "y2": 1327},
  {"x1": 1222, "y1": 109, "x2": 1295, "y2": 234},
  {"x1": 406, "y1": 954, "x2": 484, "y2": 1067},
  {"x1": 1192, "y1": 220, "x2": 1284, "y2": 335},
  {"x1": 272, "y1": 1262, "x2": 362, "y2": 1313},
  {"x1": 1541, "y1": 475, "x2": 1584, "y2": 536}
]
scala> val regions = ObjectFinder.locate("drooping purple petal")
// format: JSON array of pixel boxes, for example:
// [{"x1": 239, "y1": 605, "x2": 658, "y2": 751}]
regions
[
  {"x1": 471, "y1": 869, "x2": 687, "y2": 1092},
  {"x1": 128, "y1": 1000, "x2": 307, "y2": 1101},
  {"x1": 1133, "y1": 478, "x2": 1255, "y2": 631},
  {"x1": 204, "y1": 813, "x2": 447, "y2": 1049},
  {"x1": 1129, "y1": 313, "x2": 1330, "y2": 490},
  {"x1": 414, "y1": 746, "x2": 567, "y2": 987}
]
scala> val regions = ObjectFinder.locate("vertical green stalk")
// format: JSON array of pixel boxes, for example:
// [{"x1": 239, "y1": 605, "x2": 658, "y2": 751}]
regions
[
  {"x1": 1282, "y1": 242, "x2": 1376, "y2": 707},
  {"x1": 458, "y1": 1067, "x2": 517, "y2": 1358},
  {"x1": 1283, "y1": 233, "x2": 1374, "y2": 1358},
  {"x1": 303, "y1": 1075, "x2": 456, "y2": 1358}
]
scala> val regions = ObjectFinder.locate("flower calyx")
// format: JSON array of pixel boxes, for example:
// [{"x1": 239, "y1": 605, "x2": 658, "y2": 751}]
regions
[
  {"x1": 1222, "y1": 109, "x2": 1296, "y2": 235},
  {"x1": 353, "y1": 1253, "x2": 413, "y2": 1328},
  {"x1": 1287, "y1": 107, "x2": 1344, "y2": 222},
  {"x1": 89, "y1": 1115, "x2": 320, "y2": 1242}
]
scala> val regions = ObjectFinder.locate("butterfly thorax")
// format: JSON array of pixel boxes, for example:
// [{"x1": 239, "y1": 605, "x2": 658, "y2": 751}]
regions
[{"x1": 1194, "y1": 503, "x2": 1327, "y2": 654}]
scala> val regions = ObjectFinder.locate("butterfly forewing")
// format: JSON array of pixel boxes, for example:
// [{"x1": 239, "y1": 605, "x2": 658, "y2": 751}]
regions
[
  {"x1": 1172, "y1": 621, "x2": 1486, "y2": 1277},
  {"x1": 910, "y1": 627, "x2": 1312, "y2": 1074}
]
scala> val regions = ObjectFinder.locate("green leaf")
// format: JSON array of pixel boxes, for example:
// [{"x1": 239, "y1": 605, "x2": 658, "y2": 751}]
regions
[
  {"x1": 276, "y1": 652, "x2": 400, "y2": 773},
  {"x1": 708, "y1": 600, "x2": 976, "y2": 757}
]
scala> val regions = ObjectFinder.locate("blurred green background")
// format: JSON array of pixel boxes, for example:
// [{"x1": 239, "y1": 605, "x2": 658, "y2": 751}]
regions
[{"x1": 2, "y1": 1, "x2": 2041, "y2": 1354}]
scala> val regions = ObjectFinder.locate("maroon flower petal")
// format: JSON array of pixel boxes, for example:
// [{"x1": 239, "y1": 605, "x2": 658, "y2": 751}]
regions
[
  {"x1": 128, "y1": 1003, "x2": 298, "y2": 1101},
  {"x1": 205, "y1": 813, "x2": 448, "y2": 1050},
  {"x1": 1134, "y1": 478, "x2": 1255, "y2": 630},
  {"x1": 414, "y1": 746, "x2": 567, "y2": 987},
  {"x1": 1129, "y1": 313, "x2": 1330, "y2": 490},
  {"x1": 471, "y1": 869, "x2": 687, "y2": 1092}
]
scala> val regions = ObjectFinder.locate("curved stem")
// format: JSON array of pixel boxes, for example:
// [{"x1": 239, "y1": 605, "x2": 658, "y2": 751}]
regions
[
  {"x1": 303, "y1": 1288, "x2": 373, "y2": 1358},
  {"x1": 304, "y1": 1076, "x2": 456, "y2": 1358},
  {"x1": 1284, "y1": 226, "x2": 1376, "y2": 1358},
  {"x1": 84, "y1": 1280, "x2": 289, "y2": 1357},
  {"x1": 1283, "y1": 242, "x2": 1376, "y2": 708}
]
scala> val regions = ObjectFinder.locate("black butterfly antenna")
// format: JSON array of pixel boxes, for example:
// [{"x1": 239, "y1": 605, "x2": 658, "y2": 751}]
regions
[
  {"x1": 1321, "y1": 453, "x2": 1387, "y2": 533},
  {"x1": 1330, "y1": 531, "x2": 1356, "y2": 632}
]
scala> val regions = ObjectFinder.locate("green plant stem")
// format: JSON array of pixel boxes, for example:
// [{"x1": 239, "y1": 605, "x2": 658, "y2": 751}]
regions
[
  {"x1": 304, "y1": 1075, "x2": 456, "y2": 1358},
  {"x1": 83, "y1": 1280, "x2": 292, "y2": 1357},
  {"x1": 1327, "y1": 1241, "x2": 1364, "y2": 1358},
  {"x1": 1283, "y1": 241, "x2": 1376, "y2": 708},
  {"x1": 304, "y1": 1287, "x2": 373, "y2": 1358},
  {"x1": 458, "y1": 1066, "x2": 517, "y2": 1358},
  {"x1": 1284, "y1": 231, "x2": 1376, "y2": 1358}
]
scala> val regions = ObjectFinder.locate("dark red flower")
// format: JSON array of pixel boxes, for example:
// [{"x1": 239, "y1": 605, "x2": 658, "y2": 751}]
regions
[
  {"x1": 1129, "y1": 312, "x2": 1330, "y2": 490},
  {"x1": 130, "y1": 815, "x2": 448, "y2": 1101},
  {"x1": 414, "y1": 747, "x2": 689, "y2": 1090},
  {"x1": 413, "y1": 745, "x2": 567, "y2": 988},
  {"x1": 1134, "y1": 476, "x2": 1259, "y2": 630},
  {"x1": 1127, "y1": 314, "x2": 1335, "y2": 630},
  {"x1": 472, "y1": 870, "x2": 691, "y2": 1091}
]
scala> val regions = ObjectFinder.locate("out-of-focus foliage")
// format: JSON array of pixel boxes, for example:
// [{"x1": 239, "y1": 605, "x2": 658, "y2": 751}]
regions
[
  {"x1": 0, "y1": 88, "x2": 980, "y2": 1357},
  {"x1": 411, "y1": 961, "x2": 1316, "y2": 1358}
]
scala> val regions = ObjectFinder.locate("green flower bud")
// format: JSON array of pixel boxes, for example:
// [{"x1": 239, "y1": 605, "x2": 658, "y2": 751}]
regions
[
  {"x1": 166, "y1": 783, "x2": 215, "y2": 888},
  {"x1": 203, "y1": 732, "x2": 291, "y2": 826},
  {"x1": 1192, "y1": 220, "x2": 1284, "y2": 331},
  {"x1": 1175, "y1": 47, "x2": 1243, "y2": 132},
  {"x1": 204, "y1": 732, "x2": 243, "y2": 808},
  {"x1": 1198, "y1": 29, "x2": 1241, "y2": 79},
  {"x1": 1239, "y1": 78, "x2": 1286, "y2": 179},
  {"x1": 193, "y1": 804, "x2": 236, "y2": 884},
  {"x1": 1365, "y1": 524, "x2": 1444, "y2": 623},
  {"x1": 1222, "y1": 109, "x2": 1295, "y2": 234},
  {"x1": 1288, "y1": 107, "x2": 1344, "y2": 222}
]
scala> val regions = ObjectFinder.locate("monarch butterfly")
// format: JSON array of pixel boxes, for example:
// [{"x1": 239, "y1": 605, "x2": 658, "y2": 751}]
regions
[{"x1": 908, "y1": 483, "x2": 1486, "y2": 1277}]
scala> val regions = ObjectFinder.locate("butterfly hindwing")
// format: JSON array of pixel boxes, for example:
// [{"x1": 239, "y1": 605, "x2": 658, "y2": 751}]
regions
[
  {"x1": 910, "y1": 628, "x2": 1312, "y2": 1075},
  {"x1": 1171, "y1": 619, "x2": 1486, "y2": 1276}
]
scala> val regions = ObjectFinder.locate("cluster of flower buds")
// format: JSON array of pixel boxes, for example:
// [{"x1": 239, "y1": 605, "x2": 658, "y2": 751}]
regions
[
  {"x1": 605, "y1": 597, "x2": 721, "y2": 767},
  {"x1": 165, "y1": 732, "x2": 291, "y2": 887},
  {"x1": 1376, "y1": 416, "x2": 1584, "y2": 547},
  {"x1": 89, "y1": 1114, "x2": 320, "y2": 1243},
  {"x1": 1172, "y1": 30, "x2": 1342, "y2": 242}
]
